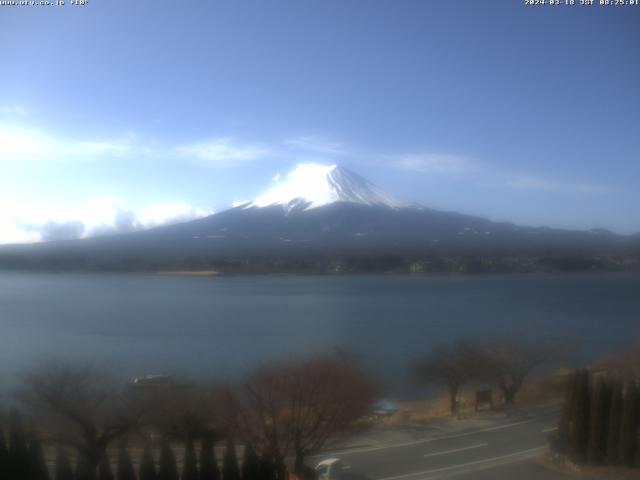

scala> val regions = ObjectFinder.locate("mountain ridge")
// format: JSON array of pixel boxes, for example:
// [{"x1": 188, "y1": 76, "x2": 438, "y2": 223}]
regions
[{"x1": 0, "y1": 164, "x2": 638, "y2": 273}]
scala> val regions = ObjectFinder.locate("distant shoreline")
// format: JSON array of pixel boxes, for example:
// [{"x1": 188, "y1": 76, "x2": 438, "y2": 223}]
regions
[
  {"x1": 1, "y1": 251, "x2": 639, "y2": 276},
  {"x1": 156, "y1": 270, "x2": 222, "y2": 277}
]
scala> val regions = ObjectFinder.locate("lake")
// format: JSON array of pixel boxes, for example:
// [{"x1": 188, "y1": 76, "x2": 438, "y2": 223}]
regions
[{"x1": 1, "y1": 271, "x2": 639, "y2": 397}]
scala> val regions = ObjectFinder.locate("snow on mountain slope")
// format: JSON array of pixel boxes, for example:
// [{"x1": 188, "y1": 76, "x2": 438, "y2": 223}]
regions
[{"x1": 245, "y1": 164, "x2": 411, "y2": 211}]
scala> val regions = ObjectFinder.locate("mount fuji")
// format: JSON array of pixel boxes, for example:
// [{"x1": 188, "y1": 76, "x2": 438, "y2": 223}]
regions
[
  {"x1": 243, "y1": 164, "x2": 411, "y2": 211},
  {"x1": 1, "y1": 163, "x2": 638, "y2": 273}
]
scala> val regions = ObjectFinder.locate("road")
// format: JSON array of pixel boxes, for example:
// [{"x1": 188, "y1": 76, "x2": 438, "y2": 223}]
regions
[{"x1": 309, "y1": 410, "x2": 570, "y2": 480}]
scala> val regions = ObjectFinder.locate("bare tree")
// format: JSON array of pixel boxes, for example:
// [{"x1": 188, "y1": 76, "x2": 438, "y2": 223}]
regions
[
  {"x1": 237, "y1": 353, "x2": 378, "y2": 475},
  {"x1": 596, "y1": 343, "x2": 640, "y2": 377},
  {"x1": 143, "y1": 382, "x2": 228, "y2": 442},
  {"x1": 477, "y1": 339, "x2": 560, "y2": 405},
  {"x1": 17, "y1": 363, "x2": 140, "y2": 480},
  {"x1": 414, "y1": 342, "x2": 480, "y2": 415}
]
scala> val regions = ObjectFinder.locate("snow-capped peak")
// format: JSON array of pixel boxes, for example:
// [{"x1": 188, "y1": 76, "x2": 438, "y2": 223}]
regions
[{"x1": 245, "y1": 163, "x2": 410, "y2": 211}]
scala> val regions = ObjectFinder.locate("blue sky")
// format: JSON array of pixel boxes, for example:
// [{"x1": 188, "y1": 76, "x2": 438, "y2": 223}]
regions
[{"x1": 1, "y1": 0, "x2": 639, "y2": 242}]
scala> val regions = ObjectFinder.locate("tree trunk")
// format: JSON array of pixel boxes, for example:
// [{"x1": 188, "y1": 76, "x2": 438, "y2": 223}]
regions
[
  {"x1": 569, "y1": 369, "x2": 590, "y2": 464},
  {"x1": 76, "y1": 439, "x2": 104, "y2": 480},
  {"x1": 76, "y1": 455, "x2": 99, "y2": 480},
  {"x1": 606, "y1": 377, "x2": 623, "y2": 465},
  {"x1": 294, "y1": 450, "x2": 305, "y2": 476},
  {"x1": 587, "y1": 378, "x2": 609, "y2": 465},
  {"x1": 449, "y1": 385, "x2": 459, "y2": 416},
  {"x1": 503, "y1": 386, "x2": 517, "y2": 405},
  {"x1": 619, "y1": 380, "x2": 639, "y2": 467},
  {"x1": 274, "y1": 453, "x2": 287, "y2": 480}
]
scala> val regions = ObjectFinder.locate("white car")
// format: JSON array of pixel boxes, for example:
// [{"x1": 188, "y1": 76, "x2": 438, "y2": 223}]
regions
[{"x1": 315, "y1": 458, "x2": 343, "y2": 480}]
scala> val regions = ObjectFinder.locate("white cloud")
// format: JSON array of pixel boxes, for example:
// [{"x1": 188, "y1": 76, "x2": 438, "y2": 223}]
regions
[
  {"x1": 1, "y1": 105, "x2": 28, "y2": 116},
  {"x1": 390, "y1": 152, "x2": 474, "y2": 174},
  {"x1": 135, "y1": 201, "x2": 213, "y2": 228},
  {"x1": 284, "y1": 136, "x2": 346, "y2": 156},
  {"x1": 0, "y1": 218, "x2": 41, "y2": 245},
  {"x1": 494, "y1": 175, "x2": 610, "y2": 194},
  {"x1": 0, "y1": 125, "x2": 139, "y2": 163},
  {"x1": 0, "y1": 196, "x2": 214, "y2": 245},
  {"x1": 384, "y1": 151, "x2": 610, "y2": 196},
  {"x1": 177, "y1": 137, "x2": 269, "y2": 165},
  {"x1": 0, "y1": 124, "x2": 269, "y2": 167}
]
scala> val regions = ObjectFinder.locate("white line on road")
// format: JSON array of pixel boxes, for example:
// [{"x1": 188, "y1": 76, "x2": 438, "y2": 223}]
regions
[
  {"x1": 423, "y1": 443, "x2": 487, "y2": 458},
  {"x1": 378, "y1": 446, "x2": 545, "y2": 480},
  {"x1": 541, "y1": 427, "x2": 557, "y2": 433},
  {"x1": 318, "y1": 420, "x2": 534, "y2": 457}
]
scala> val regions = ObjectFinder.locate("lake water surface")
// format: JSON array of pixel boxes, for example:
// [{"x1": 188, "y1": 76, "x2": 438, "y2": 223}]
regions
[{"x1": 1, "y1": 272, "x2": 639, "y2": 396}]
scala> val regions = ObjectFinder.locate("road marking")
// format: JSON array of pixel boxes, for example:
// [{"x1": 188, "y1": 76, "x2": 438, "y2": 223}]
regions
[
  {"x1": 422, "y1": 447, "x2": 547, "y2": 480},
  {"x1": 423, "y1": 443, "x2": 487, "y2": 458},
  {"x1": 317, "y1": 420, "x2": 534, "y2": 457},
  {"x1": 541, "y1": 426, "x2": 557, "y2": 433},
  {"x1": 378, "y1": 446, "x2": 545, "y2": 480}
]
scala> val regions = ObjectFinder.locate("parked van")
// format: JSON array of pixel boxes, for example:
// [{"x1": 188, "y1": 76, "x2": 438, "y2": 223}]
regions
[{"x1": 315, "y1": 458, "x2": 343, "y2": 480}]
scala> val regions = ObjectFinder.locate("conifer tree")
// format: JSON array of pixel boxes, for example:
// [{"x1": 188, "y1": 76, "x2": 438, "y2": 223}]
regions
[
  {"x1": 240, "y1": 444, "x2": 259, "y2": 480},
  {"x1": 157, "y1": 442, "x2": 178, "y2": 480},
  {"x1": 76, "y1": 454, "x2": 95, "y2": 480},
  {"x1": 28, "y1": 429, "x2": 51, "y2": 480},
  {"x1": 54, "y1": 447, "x2": 75, "y2": 480},
  {"x1": 587, "y1": 377, "x2": 610, "y2": 465},
  {"x1": 569, "y1": 369, "x2": 590, "y2": 464},
  {"x1": 556, "y1": 371, "x2": 578, "y2": 454},
  {"x1": 199, "y1": 437, "x2": 219, "y2": 480},
  {"x1": 0, "y1": 429, "x2": 9, "y2": 479},
  {"x1": 116, "y1": 445, "x2": 136, "y2": 480},
  {"x1": 139, "y1": 444, "x2": 156, "y2": 480},
  {"x1": 98, "y1": 453, "x2": 114, "y2": 480},
  {"x1": 182, "y1": 439, "x2": 199, "y2": 480},
  {"x1": 618, "y1": 379, "x2": 639, "y2": 467},
  {"x1": 273, "y1": 455, "x2": 286, "y2": 480},
  {"x1": 257, "y1": 453, "x2": 275, "y2": 480},
  {"x1": 606, "y1": 376, "x2": 624, "y2": 465},
  {"x1": 222, "y1": 440, "x2": 240, "y2": 480},
  {"x1": 8, "y1": 410, "x2": 30, "y2": 480}
]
